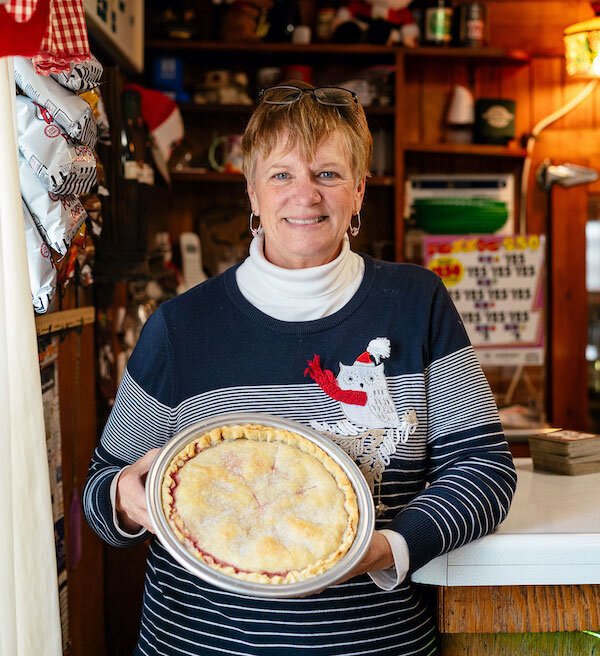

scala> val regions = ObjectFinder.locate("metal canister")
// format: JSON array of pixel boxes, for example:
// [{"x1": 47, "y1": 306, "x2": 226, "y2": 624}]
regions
[{"x1": 457, "y1": 2, "x2": 486, "y2": 47}]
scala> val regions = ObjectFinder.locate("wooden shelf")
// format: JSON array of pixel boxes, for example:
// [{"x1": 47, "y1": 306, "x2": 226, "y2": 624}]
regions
[
  {"x1": 171, "y1": 169, "x2": 245, "y2": 183},
  {"x1": 404, "y1": 142, "x2": 528, "y2": 158},
  {"x1": 170, "y1": 168, "x2": 395, "y2": 186},
  {"x1": 35, "y1": 306, "x2": 96, "y2": 336},
  {"x1": 146, "y1": 39, "x2": 394, "y2": 55},
  {"x1": 179, "y1": 103, "x2": 254, "y2": 114},
  {"x1": 369, "y1": 174, "x2": 396, "y2": 186},
  {"x1": 404, "y1": 46, "x2": 530, "y2": 64},
  {"x1": 146, "y1": 40, "x2": 529, "y2": 64},
  {"x1": 179, "y1": 102, "x2": 395, "y2": 116}
]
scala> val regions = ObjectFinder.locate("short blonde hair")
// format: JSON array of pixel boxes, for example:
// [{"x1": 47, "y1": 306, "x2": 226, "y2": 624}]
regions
[{"x1": 242, "y1": 81, "x2": 372, "y2": 185}]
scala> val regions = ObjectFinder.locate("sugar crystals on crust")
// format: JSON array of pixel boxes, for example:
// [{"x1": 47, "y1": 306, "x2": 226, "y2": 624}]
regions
[{"x1": 161, "y1": 424, "x2": 359, "y2": 584}]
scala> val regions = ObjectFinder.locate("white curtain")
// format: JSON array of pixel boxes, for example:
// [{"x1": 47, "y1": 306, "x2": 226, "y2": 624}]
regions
[{"x1": 0, "y1": 57, "x2": 62, "y2": 656}]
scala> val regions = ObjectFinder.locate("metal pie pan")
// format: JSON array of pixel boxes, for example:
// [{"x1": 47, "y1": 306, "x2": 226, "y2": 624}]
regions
[{"x1": 146, "y1": 412, "x2": 375, "y2": 598}]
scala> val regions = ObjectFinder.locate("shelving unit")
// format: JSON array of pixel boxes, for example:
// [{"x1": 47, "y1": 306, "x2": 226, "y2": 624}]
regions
[
  {"x1": 145, "y1": 40, "x2": 531, "y2": 261},
  {"x1": 35, "y1": 306, "x2": 96, "y2": 336},
  {"x1": 179, "y1": 102, "x2": 396, "y2": 116},
  {"x1": 404, "y1": 143, "x2": 527, "y2": 158},
  {"x1": 147, "y1": 40, "x2": 529, "y2": 62},
  {"x1": 147, "y1": 40, "x2": 395, "y2": 55},
  {"x1": 170, "y1": 168, "x2": 396, "y2": 187},
  {"x1": 403, "y1": 46, "x2": 530, "y2": 63}
]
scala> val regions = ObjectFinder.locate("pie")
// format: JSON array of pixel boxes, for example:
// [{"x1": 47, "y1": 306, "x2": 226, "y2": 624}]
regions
[{"x1": 161, "y1": 424, "x2": 359, "y2": 584}]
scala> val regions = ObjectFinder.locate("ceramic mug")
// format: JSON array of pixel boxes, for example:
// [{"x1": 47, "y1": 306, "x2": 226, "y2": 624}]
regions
[{"x1": 208, "y1": 134, "x2": 243, "y2": 174}]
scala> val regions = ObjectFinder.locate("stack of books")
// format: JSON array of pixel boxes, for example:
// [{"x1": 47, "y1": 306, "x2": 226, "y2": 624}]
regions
[{"x1": 528, "y1": 430, "x2": 600, "y2": 475}]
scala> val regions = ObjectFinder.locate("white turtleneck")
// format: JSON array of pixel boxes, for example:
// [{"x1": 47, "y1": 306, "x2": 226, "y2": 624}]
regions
[
  {"x1": 234, "y1": 233, "x2": 410, "y2": 590},
  {"x1": 235, "y1": 234, "x2": 364, "y2": 321}
]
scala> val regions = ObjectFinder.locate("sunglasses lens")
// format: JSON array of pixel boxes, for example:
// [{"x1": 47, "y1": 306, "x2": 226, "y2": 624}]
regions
[
  {"x1": 314, "y1": 88, "x2": 355, "y2": 106},
  {"x1": 259, "y1": 86, "x2": 357, "y2": 106},
  {"x1": 261, "y1": 87, "x2": 303, "y2": 104}
]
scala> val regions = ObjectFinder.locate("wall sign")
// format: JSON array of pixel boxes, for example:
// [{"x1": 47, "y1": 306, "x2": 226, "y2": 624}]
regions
[
  {"x1": 424, "y1": 234, "x2": 545, "y2": 366},
  {"x1": 84, "y1": 0, "x2": 144, "y2": 73}
]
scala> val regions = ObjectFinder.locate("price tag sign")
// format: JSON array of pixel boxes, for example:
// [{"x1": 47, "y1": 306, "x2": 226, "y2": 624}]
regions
[{"x1": 423, "y1": 235, "x2": 545, "y2": 366}]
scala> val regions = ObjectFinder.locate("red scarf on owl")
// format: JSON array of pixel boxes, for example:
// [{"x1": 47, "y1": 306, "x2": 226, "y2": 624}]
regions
[{"x1": 304, "y1": 355, "x2": 368, "y2": 406}]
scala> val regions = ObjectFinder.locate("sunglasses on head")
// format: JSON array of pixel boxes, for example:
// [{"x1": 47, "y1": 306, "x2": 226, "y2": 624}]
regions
[{"x1": 257, "y1": 85, "x2": 359, "y2": 107}]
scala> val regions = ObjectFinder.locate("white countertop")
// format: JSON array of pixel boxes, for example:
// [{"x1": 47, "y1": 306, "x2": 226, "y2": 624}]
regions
[{"x1": 411, "y1": 458, "x2": 600, "y2": 586}]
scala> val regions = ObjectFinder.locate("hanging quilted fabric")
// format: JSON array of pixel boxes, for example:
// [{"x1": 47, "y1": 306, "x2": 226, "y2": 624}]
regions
[{"x1": 1, "y1": 0, "x2": 91, "y2": 75}]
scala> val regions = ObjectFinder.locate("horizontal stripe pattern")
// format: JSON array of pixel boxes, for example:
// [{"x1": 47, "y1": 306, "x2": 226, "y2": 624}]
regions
[
  {"x1": 389, "y1": 347, "x2": 516, "y2": 570},
  {"x1": 48, "y1": 164, "x2": 97, "y2": 195},
  {"x1": 85, "y1": 353, "x2": 512, "y2": 654},
  {"x1": 137, "y1": 541, "x2": 437, "y2": 656},
  {"x1": 83, "y1": 263, "x2": 515, "y2": 655}
]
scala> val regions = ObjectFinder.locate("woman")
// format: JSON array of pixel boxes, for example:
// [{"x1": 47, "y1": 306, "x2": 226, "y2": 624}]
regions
[{"x1": 84, "y1": 82, "x2": 517, "y2": 655}]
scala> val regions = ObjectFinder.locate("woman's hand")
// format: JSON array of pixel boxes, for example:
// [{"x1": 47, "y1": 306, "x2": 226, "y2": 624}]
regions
[
  {"x1": 339, "y1": 531, "x2": 394, "y2": 583},
  {"x1": 115, "y1": 448, "x2": 161, "y2": 534}
]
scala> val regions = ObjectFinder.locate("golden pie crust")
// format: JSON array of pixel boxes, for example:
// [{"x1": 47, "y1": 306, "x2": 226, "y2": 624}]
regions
[{"x1": 161, "y1": 424, "x2": 359, "y2": 584}]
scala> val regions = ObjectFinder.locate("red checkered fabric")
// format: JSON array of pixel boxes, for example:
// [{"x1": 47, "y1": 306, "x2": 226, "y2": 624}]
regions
[
  {"x1": 5, "y1": 0, "x2": 38, "y2": 22},
  {"x1": 0, "y1": 0, "x2": 50, "y2": 57},
  {"x1": 34, "y1": 0, "x2": 91, "y2": 74},
  {"x1": 4, "y1": 0, "x2": 91, "y2": 74}
]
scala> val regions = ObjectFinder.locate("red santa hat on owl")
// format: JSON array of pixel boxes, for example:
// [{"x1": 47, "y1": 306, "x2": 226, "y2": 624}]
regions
[{"x1": 353, "y1": 337, "x2": 391, "y2": 366}]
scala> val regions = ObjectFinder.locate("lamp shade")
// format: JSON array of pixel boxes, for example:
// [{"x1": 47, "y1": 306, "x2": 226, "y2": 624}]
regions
[{"x1": 564, "y1": 16, "x2": 600, "y2": 77}]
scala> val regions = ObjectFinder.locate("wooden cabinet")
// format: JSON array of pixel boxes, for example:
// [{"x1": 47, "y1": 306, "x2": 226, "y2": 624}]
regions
[
  {"x1": 437, "y1": 584, "x2": 600, "y2": 655},
  {"x1": 144, "y1": 40, "x2": 530, "y2": 263}
]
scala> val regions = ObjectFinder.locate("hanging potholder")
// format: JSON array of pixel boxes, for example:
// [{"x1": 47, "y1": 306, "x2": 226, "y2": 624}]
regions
[{"x1": 0, "y1": 0, "x2": 50, "y2": 58}]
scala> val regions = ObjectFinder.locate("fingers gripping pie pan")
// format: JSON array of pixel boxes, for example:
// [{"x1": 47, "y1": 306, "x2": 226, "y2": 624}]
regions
[{"x1": 146, "y1": 413, "x2": 375, "y2": 598}]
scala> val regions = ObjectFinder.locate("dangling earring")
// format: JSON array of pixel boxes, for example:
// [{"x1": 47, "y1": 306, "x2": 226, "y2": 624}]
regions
[
  {"x1": 249, "y1": 212, "x2": 263, "y2": 237},
  {"x1": 349, "y1": 212, "x2": 361, "y2": 237}
]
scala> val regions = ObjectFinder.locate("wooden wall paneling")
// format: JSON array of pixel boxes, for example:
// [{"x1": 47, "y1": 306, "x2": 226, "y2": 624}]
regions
[
  {"x1": 449, "y1": 62, "x2": 470, "y2": 93},
  {"x1": 499, "y1": 64, "x2": 531, "y2": 144},
  {"x1": 529, "y1": 57, "x2": 564, "y2": 127},
  {"x1": 523, "y1": 59, "x2": 569, "y2": 237},
  {"x1": 420, "y1": 62, "x2": 454, "y2": 144},
  {"x1": 473, "y1": 64, "x2": 502, "y2": 100},
  {"x1": 57, "y1": 325, "x2": 106, "y2": 656},
  {"x1": 560, "y1": 71, "x2": 596, "y2": 131},
  {"x1": 550, "y1": 183, "x2": 589, "y2": 428},
  {"x1": 487, "y1": 0, "x2": 593, "y2": 53},
  {"x1": 525, "y1": 164, "x2": 548, "y2": 237},
  {"x1": 402, "y1": 58, "x2": 422, "y2": 144},
  {"x1": 528, "y1": 128, "x2": 600, "y2": 218},
  {"x1": 521, "y1": 127, "x2": 599, "y2": 427},
  {"x1": 438, "y1": 584, "x2": 600, "y2": 633},
  {"x1": 592, "y1": 75, "x2": 600, "y2": 127},
  {"x1": 405, "y1": 152, "x2": 451, "y2": 176}
]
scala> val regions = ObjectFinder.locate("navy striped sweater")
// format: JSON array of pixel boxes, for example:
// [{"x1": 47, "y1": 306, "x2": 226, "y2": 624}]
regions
[{"x1": 83, "y1": 255, "x2": 516, "y2": 655}]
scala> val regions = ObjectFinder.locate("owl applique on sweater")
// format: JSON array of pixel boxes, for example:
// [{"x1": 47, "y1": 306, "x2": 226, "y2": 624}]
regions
[
  {"x1": 336, "y1": 354, "x2": 400, "y2": 428},
  {"x1": 305, "y1": 338, "x2": 418, "y2": 495}
]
